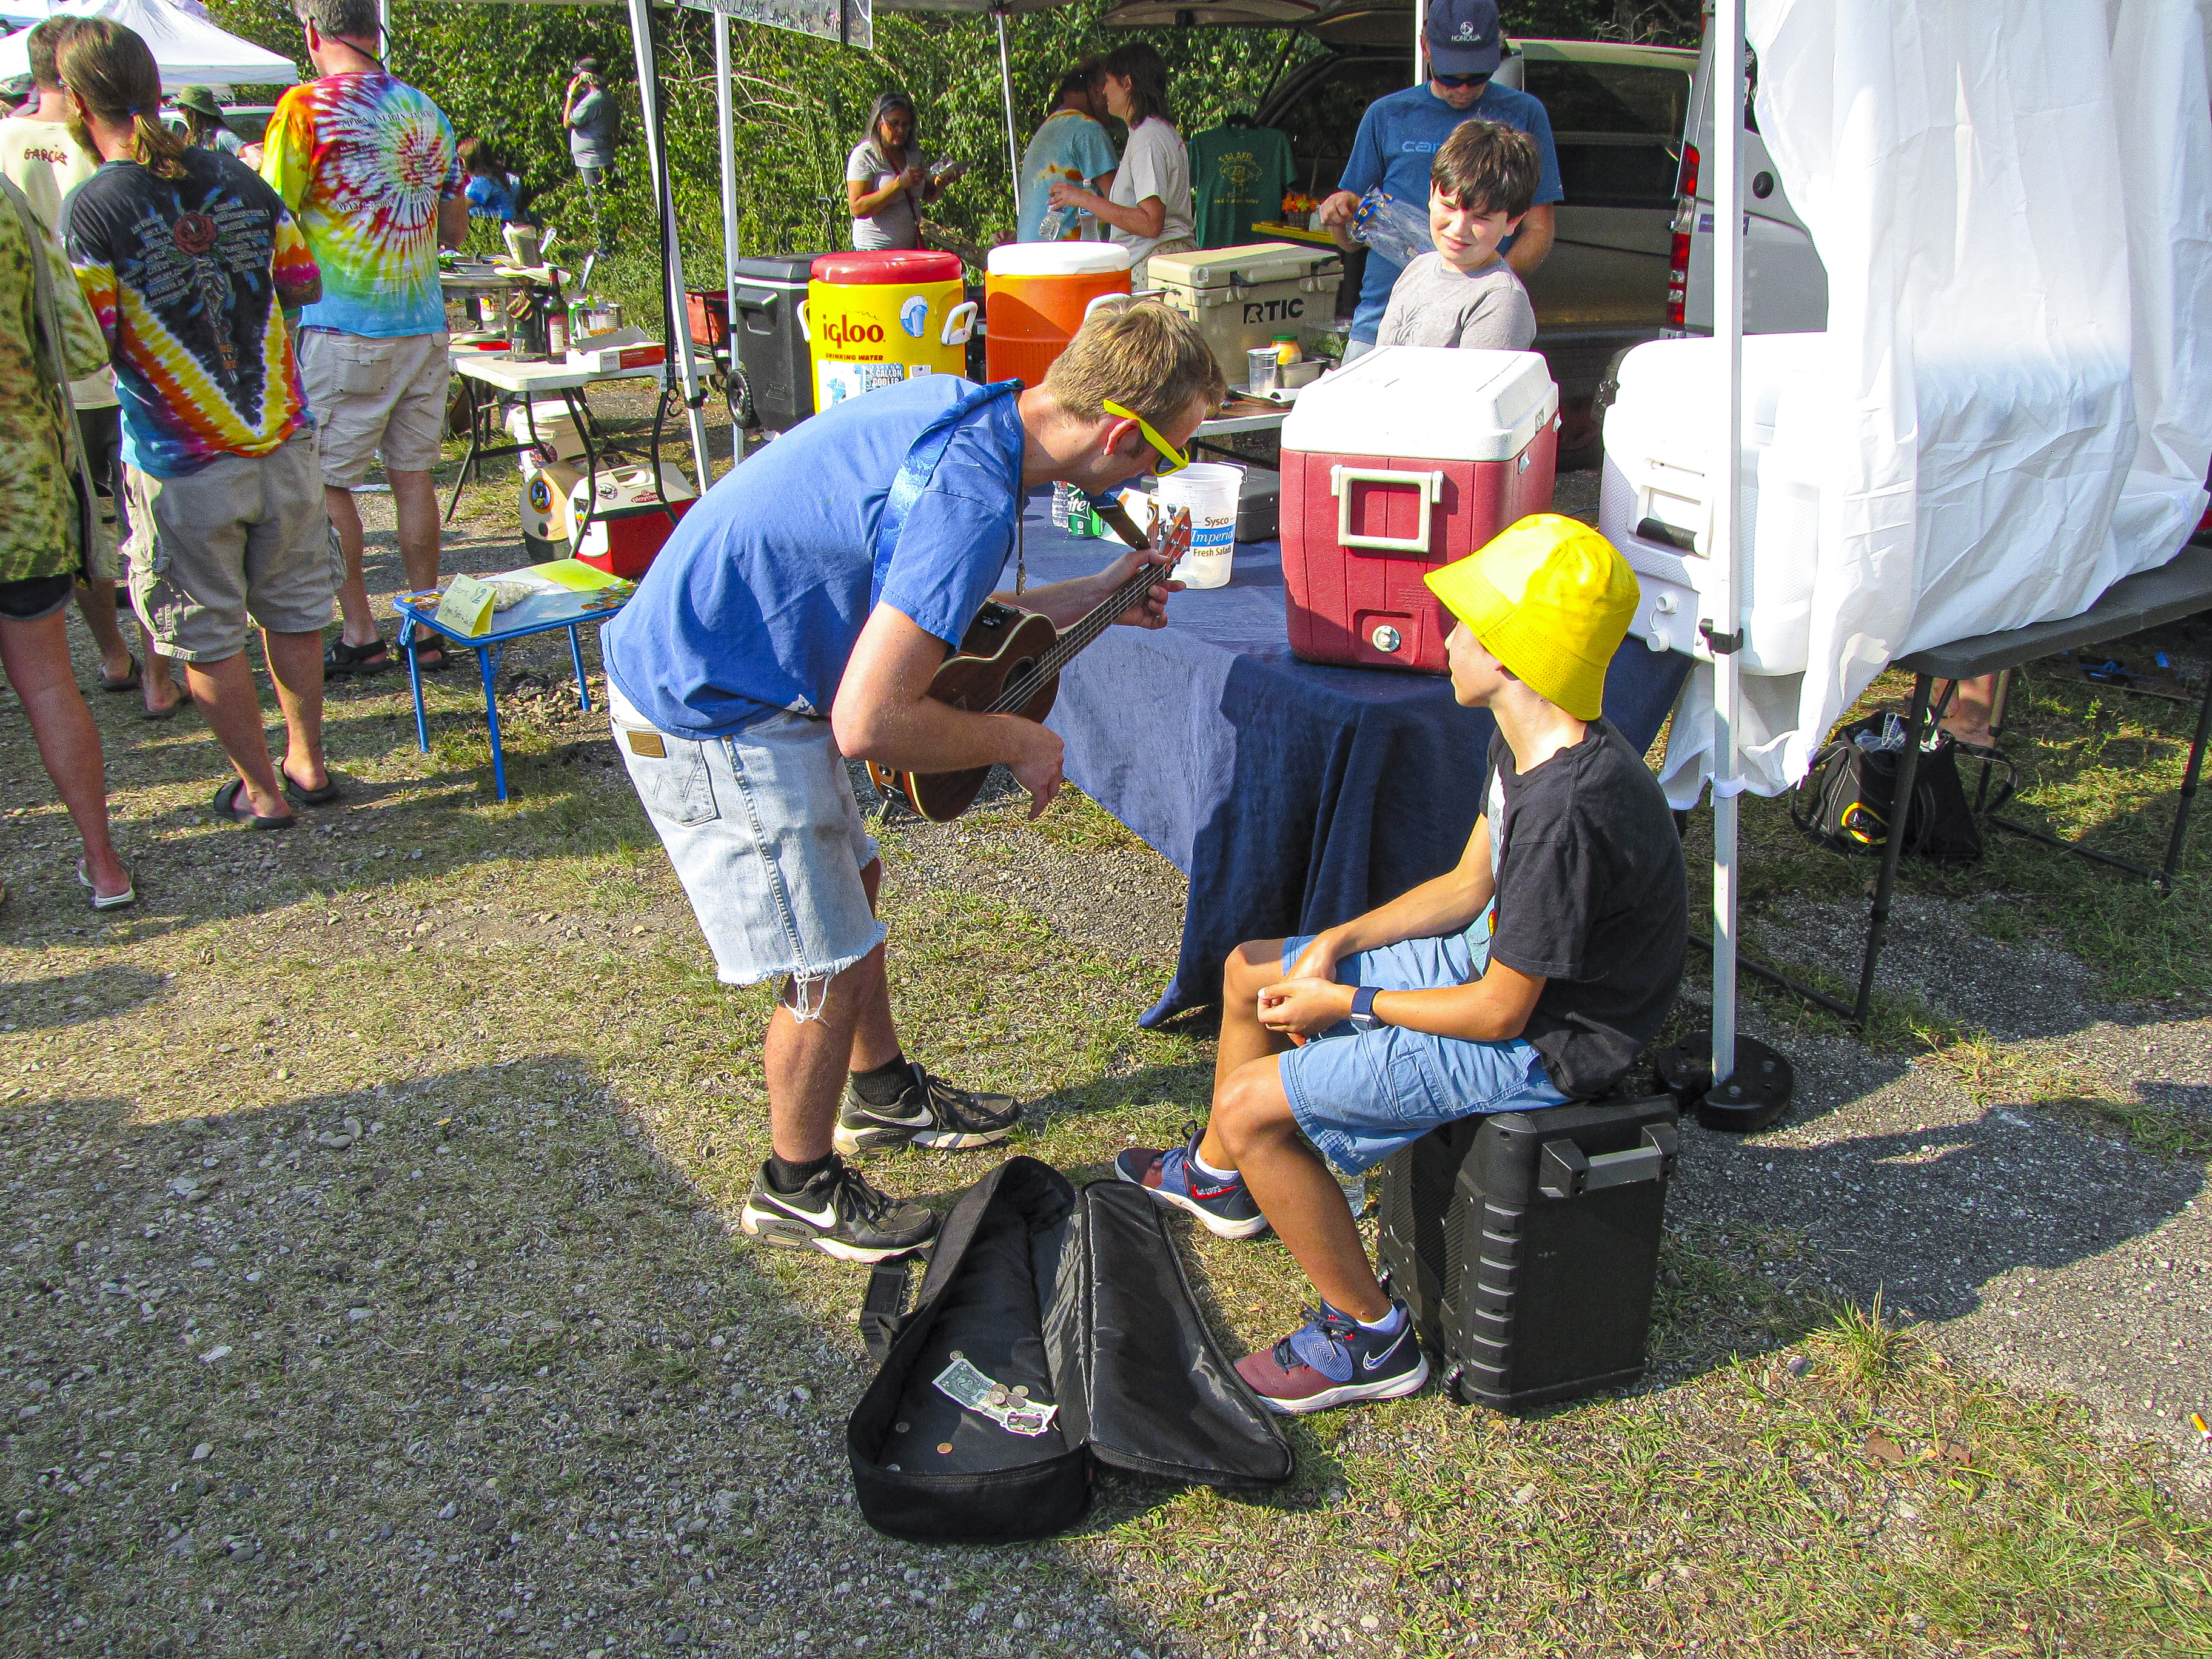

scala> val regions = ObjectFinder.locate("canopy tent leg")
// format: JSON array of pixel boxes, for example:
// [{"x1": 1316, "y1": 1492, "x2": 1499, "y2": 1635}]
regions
[
  {"x1": 626, "y1": 0, "x2": 714, "y2": 489},
  {"x1": 994, "y1": 7, "x2": 1021, "y2": 222},
  {"x1": 715, "y1": 9, "x2": 742, "y2": 466}
]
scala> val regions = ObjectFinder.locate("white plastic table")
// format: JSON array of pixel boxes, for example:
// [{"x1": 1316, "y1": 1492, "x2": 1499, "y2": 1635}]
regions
[{"x1": 444, "y1": 355, "x2": 670, "y2": 525}]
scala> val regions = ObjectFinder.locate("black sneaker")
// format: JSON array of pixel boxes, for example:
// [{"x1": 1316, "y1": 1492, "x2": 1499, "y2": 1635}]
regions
[
  {"x1": 739, "y1": 1155, "x2": 937, "y2": 1263},
  {"x1": 834, "y1": 1062, "x2": 1020, "y2": 1156}
]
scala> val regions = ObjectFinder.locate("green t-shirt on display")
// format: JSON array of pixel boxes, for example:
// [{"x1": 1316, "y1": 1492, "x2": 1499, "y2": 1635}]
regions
[{"x1": 1187, "y1": 123, "x2": 1293, "y2": 249}]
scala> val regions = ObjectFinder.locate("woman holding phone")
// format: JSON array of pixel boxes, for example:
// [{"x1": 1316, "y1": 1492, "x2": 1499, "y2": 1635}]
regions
[{"x1": 845, "y1": 92, "x2": 962, "y2": 252}]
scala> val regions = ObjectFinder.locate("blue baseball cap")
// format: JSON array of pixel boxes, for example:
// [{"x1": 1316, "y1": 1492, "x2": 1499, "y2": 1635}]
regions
[{"x1": 1426, "y1": 0, "x2": 1504, "y2": 78}]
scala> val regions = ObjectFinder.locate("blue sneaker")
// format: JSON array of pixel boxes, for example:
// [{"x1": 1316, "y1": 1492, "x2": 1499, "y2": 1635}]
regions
[
  {"x1": 1113, "y1": 1125, "x2": 1270, "y2": 1239},
  {"x1": 1235, "y1": 1301, "x2": 1429, "y2": 1413}
]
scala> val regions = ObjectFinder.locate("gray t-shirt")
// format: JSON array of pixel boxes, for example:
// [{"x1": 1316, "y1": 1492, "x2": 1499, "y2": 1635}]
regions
[
  {"x1": 568, "y1": 84, "x2": 615, "y2": 167},
  {"x1": 846, "y1": 139, "x2": 933, "y2": 251},
  {"x1": 1375, "y1": 252, "x2": 1537, "y2": 352}
]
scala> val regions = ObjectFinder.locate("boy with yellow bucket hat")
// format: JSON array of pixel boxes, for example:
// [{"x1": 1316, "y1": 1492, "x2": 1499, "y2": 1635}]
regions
[{"x1": 1115, "y1": 514, "x2": 1687, "y2": 1412}]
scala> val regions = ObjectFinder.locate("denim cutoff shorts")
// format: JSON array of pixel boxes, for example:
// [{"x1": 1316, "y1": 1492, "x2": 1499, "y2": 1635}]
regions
[
  {"x1": 609, "y1": 685, "x2": 885, "y2": 1002},
  {"x1": 1275, "y1": 917, "x2": 1569, "y2": 1175}
]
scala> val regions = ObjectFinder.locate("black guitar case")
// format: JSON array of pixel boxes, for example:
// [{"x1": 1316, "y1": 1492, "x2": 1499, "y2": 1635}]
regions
[{"x1": 847, "y1": 1156, "x2": 1295, "y2": 1544}]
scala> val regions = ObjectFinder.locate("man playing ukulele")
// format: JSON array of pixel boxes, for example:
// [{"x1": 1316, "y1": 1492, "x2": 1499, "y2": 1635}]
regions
[{"x1": 602, "y1": 304, "x2": 1224, "y2": 1264}]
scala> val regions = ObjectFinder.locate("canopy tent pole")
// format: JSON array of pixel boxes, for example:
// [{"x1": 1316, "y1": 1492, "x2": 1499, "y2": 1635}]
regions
[
  {"x1": 1709, "y1": 0, "x2": 1744, "y2": 1090},
  {"x1": 625, "y1": 0, "x2": 713, "y2": 488},
  {"x1": 1411, "y1": 0, "x2": 1424, "y2": 87},
  {"x1": 715, "y1": 8, "x2": 741, "y2": 468},
  {"x1": 993, "y1": 5, "x2": 1021, "y2": 220}
]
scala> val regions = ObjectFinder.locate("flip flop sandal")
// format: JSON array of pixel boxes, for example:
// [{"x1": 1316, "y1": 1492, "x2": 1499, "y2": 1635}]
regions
[
  {"x1": 76, "y1": 857, "x2": 136, "y2": 912},
  {"x1": 141, "y1": 696, "x2": 186, "y2": 722},
  {"x1": 98, "y1": 656, "x2": 140, "y2": 694},
  {"x1": 281, "y1": 767, "x2": 343, "y2": 808},
  {"x1": 212, "y1": 778, "x2": 296, "y2": 831}
]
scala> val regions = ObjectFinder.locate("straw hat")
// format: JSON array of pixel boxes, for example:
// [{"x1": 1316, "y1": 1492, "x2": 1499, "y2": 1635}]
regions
[{"x1": 1423, "y1": 514, "x2": 1639, "y2": 720}]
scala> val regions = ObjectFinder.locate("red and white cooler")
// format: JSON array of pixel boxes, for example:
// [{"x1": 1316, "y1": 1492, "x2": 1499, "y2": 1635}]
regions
[{"x1": 1280, "y1": 347, "x2": 1560, "y2": 673}]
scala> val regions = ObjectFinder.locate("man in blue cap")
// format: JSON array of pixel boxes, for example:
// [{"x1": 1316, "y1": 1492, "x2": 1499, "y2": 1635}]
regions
[{"x1": 1317, "y1": 0, "x2": 1564, "y2": 359}]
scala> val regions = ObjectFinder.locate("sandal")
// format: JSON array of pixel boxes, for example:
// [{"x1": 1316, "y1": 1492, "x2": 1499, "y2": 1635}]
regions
[
  {"x1": 98, "y1": 656, "x2": 140, "y2": 694},
  {"x1": 407, "y1": 633, "x2": 451, "y2": 672},
  {"x1": 211, "y1": 778, "x2": 295, "y2": 831},
  {"x1": 141, "y1": 695, "x2": 186, "y2": 722},
  {"x1": 280, "y1": 766, "x2": 342, "y2": 808},
  {"x1": 325, "y1": 636, "x2": 392, "y2": 677},
  {"x1": 76, "y1": 857, "x2": 136, "y2": 912}
]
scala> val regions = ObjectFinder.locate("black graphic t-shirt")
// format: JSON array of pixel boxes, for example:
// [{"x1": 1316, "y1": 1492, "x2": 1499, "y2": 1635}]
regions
[{"x1": 63, "y1": 149, "x2": 320, "y2": 477}]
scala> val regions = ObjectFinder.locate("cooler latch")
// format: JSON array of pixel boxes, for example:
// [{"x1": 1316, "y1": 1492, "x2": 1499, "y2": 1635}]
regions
[{"x1": 1330, "y1": 466, "x2": 1445, "y2": 554}]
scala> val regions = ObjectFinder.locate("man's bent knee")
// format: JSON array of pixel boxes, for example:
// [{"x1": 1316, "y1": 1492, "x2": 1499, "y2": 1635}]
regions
[
  {"x1": 1222, "y1": 938, "x2": 1284, "y2": 1002},
  {"x1": 1212, "y1": 1056, "x2": 1296, "y2": 1157}
]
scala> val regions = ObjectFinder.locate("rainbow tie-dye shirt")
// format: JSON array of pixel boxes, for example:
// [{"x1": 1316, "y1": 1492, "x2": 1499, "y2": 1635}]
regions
[
  {"x1": 260, "y1": 71, "x2": 461, "y2": 339},
  {"x1": 62, "y1": 152, "x2": 321, "y2": 479}
]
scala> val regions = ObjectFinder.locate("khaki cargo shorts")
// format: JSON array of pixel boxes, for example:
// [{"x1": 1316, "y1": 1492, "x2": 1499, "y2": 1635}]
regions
[
  {"x1": 298, "y1": 327, "x2": 452, "y2": 488},
  {"x1": 123, "y1": 431, "x2": 333, "y2": 663}
]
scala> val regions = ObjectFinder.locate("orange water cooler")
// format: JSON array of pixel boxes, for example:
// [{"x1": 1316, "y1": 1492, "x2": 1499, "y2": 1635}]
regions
[{"x1": 984, "y1": 243, "x2": 1132, "y2": 388}]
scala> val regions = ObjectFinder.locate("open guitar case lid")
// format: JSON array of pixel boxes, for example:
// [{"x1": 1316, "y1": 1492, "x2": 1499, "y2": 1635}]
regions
[{"x1": 848, "y1": 1156, "x2": 1296, "y2": 1544}]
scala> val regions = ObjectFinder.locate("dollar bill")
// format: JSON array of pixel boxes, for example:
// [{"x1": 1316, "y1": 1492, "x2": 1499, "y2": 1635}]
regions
[{"x1": 932, "y1": 1356, "x2": 1059, "y2": 1438}]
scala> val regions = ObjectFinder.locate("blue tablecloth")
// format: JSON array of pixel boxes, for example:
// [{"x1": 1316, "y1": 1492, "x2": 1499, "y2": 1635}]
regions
[{"x1": 1001, "y1": 491, "x2": 1694, "y2": 1027}]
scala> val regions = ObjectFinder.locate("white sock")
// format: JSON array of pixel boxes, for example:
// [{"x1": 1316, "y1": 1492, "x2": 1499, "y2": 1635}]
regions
[
  {"x1": 1355, "y1": 1303, "x2": 1405, "y2": 1335},
  {"x1": 1191, "y1": 1150, "x2": 1239, "y2": 1183}
]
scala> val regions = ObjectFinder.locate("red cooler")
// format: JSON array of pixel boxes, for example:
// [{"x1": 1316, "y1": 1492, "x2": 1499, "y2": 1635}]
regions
[{"x1": 1281, "y1": 347, "x2": 1560, "y2": 673}]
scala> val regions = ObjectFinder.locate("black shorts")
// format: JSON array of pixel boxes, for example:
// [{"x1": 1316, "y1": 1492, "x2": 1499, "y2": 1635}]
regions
[
  {"x1": 75, "y1": 404, "x2": 127, "y2": 541},
  {"x1": 0, "y1": 572, "x2": 77, "y2": 623}
]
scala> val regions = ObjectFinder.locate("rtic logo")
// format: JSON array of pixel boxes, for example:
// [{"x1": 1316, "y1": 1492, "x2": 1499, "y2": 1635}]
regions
[
  {"x1": 1241, "y1": 297, "x2": 1306, "y2": 324},
  {"x1": 822, "y1": 315, "x2": 886, "y2": 347}
]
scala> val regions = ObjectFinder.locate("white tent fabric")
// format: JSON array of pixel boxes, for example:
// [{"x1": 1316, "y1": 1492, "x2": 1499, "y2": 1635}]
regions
[
  {"x1": 0, "y1": 0, "x2": 297, "y2": 89},
  {"x1": 1659, "y1": 0, "x2": 2212, "y2": 804}
]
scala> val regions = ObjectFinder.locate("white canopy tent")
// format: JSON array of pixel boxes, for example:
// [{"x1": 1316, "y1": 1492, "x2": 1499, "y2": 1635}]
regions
[{"x1": 0, "y1": 0, "x2": 298, "y2": 88}]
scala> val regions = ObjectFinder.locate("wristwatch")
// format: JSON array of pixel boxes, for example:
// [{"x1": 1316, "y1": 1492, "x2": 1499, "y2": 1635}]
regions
[{"x1": 1348, "y1": 985, "x2": 1381, "y2": 1032}]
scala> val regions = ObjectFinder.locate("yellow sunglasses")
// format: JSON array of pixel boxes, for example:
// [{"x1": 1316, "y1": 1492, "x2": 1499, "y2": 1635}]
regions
[{"x1": 1101, "y1": 398, "x2": 1190, "y2": 476}]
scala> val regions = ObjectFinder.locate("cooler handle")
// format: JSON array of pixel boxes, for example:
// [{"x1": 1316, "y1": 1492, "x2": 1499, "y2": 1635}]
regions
[
  {"x1": 795, "y1": 298, "x2": 811, "y2": 343},
  {"x1": 1082, "y1": 291, "x2": 1133, "y2": 326},
  {"x1": 940, "y1": 300, "x2": 978, "y2": 347},
  {"x1": 1330, "y1": 465, "x2": 1444, "y2": 553},
  {"x1": 1537, "y1": 1124, "x2": 1680, "y2": 1201}
]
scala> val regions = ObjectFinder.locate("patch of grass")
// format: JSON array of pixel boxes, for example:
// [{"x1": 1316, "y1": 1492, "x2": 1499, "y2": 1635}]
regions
[{"x1": 2040, "y1": 1094, "x2": 2212, "y2": 1160}]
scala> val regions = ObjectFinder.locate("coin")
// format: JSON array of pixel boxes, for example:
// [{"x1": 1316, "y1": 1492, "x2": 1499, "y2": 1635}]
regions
[
  {"x1": 894, "y1": 1422, "x2": 910, "y2": 1433},
  {"x1": 936, "y1": 1443, "x2": 954, "y2": 1455},
  {"x1": 985, "y1": 1386, "x2": 1010, "y2": 1407},
  {"x1": 1010, "y1": 1386, "x2": 1030, "y2": 1401}
]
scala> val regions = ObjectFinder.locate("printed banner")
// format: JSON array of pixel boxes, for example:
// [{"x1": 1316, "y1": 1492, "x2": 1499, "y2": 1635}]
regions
[{"x1": 675, "y1": 0, "x2": 871, "y2": 49}]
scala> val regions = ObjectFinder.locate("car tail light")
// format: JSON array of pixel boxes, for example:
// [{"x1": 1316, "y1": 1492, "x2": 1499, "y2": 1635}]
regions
[
  {"x1": 1676, "y1": 142, "x2": 1700, "y2": 203},
  {"x1": 1666, "y1": 229, "x2": 1691, "y2": 331}
]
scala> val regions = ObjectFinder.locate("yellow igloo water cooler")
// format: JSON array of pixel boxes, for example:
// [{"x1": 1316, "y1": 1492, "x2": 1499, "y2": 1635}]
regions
[{"x1": 803, "y1": 250, "x2": 975, "y2": 411}]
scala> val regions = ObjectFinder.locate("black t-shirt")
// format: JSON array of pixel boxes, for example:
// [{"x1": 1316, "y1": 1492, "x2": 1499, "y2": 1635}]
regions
[{"x1": 1486, "y1": 719, "x2": 1687, "y2": 1098}]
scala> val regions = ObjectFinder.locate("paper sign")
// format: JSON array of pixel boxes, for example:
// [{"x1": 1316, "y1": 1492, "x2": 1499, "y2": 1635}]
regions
[
  {"x1": 435, "y1": 574, "x2": 498, "y2": 637},
  {"x1": 528, "y1": 558, "x2": 623, "y2": 592}
]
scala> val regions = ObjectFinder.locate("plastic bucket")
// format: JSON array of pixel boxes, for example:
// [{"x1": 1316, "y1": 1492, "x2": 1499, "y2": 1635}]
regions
[
  {"x1": 984, "y1": 243, "x2": 1133, "y2": 390},
  {"x1": 802, "y1": 250, "x2": 976, "y2": 411},
  {"x1": 1156, "y1": 463, "x2": 1242, "y2": 589}
]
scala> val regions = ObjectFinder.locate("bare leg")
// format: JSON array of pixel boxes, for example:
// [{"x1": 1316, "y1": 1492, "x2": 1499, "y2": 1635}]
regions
[
  {"x1": 258, "y1": 628, "x2": 329, "y2": 794},
  {"x1": 1212, "y1": 1057, "x2": 1389, "y2": 1320},
  {"x1": 388, "y1": 469, "x2": 442, "y2": 648},
  {"x1": 1201, "y1": 938, "x2": 1296, "y2": 1170},
  {"x1": 323, "y1": 486, "x2": 381, "y2": 648},
  {"x1": 179, "y1": 651, "x2": 290, "y2": 822},
  {"x1": 138, "y1": 620, "x2": 181, "y2": 715},
  {"x1": 74, "y1": 578, "x2": 134, "y2": 684},
  {"x1": 0, "y1": 610, "x2": 129, "y2": 896},
  {"x1": 848, "y1": 856, "x2": 900, "y2": 1073},
  {"x1": 763, "y1": 942, "x2": 888, "y2": 1164},
  {"x1": 1937, "y1": 674, "x2": 1999, "y2": 747}
]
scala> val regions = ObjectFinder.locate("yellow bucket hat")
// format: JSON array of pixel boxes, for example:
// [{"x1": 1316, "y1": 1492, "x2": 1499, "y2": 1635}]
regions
[{"x1": 1423, "y1": 514, "x2": 1639, "y2": 720}]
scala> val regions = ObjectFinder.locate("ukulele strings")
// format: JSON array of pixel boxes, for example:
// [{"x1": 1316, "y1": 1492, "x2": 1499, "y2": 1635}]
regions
[{"x1": 985, "y1": 561, "x2": 1164, "y2": 715}]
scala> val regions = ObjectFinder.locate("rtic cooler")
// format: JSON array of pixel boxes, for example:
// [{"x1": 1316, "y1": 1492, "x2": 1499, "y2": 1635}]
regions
[
  {"x1": 1280, "y1": 346, "x2": 1560, "y2": 673},
  {"x1": 1598, "y1": 334, "x2": 1823, "y2": 674},
  {"x1": 984, "y1": 242, "x2": 1131, "y2": 389},
  {"x1": 729, "y1": 254, "x2": 825, "y2": 432},
  {"x1": 804, "y1": 251, "x2": 977, "y2": 412},
  {"x1": 563, "y1": 463, "x2": 699, "y2": 580},
  {"x1": 1144, "y1": 242, "x2": 1342, "y2": 388},
  {"x1": 1375, "y1": 1098, "x2": 1679, "y2": 1413}
]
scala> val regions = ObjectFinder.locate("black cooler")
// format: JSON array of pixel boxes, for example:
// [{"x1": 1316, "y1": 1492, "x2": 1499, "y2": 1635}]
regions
[
  {"x1": 1376, "y1": 1097, "x2": 1679, "y2": 1412},
  {"x1": 728, "y1": 253, "x2": 824, "y2": 433}
]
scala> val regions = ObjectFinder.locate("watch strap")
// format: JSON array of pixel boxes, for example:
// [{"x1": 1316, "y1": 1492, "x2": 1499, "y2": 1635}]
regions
[{"x1": 1350, "y1": 985, "x2": 1379, "y2": 1024}]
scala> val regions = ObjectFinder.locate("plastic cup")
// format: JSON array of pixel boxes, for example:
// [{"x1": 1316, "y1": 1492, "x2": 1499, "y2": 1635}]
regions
[
  {"x1": 1245, "y1": 346, "x2": 1279, "y2": 395},
  {"x1": 1156, "y1": 463, "x2": 1242, "y2": 590}
]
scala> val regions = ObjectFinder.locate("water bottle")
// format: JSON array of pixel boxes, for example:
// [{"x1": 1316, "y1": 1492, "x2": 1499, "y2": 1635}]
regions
[
  {"x1": 1036, "y1": 203, "x2": 1070, "y2": 243},
  {"x1": 1075, "y1": 207, "x2": 1098, "y2": 243},
  {"x1": 1351, "y1": 187, "x2": 1435, "y2": 269}
]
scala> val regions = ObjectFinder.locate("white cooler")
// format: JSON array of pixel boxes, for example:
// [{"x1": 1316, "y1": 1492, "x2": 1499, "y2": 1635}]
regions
[{"x1": 1598, "y1": 334, "x2": 1826, "y2": 674}]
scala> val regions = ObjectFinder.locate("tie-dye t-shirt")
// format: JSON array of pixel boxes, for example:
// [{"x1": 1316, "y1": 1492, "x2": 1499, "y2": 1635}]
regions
[
  {"x1": 63, "y1": 151, "x2": 321, "y2": 479},
  {"x1": 260, "y1": 72, "x2": 460, "y2": 338}
]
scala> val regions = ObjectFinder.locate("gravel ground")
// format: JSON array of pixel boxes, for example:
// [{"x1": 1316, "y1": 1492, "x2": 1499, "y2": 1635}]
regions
[{"x1": 2, "y1": 435, "x2": 2207, "y2": 1657}]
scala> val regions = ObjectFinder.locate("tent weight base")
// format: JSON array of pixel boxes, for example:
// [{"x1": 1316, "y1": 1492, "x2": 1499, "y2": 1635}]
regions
[{"x1": 1654, "y1": 1034, "x2": 1794, "y2": 1133}]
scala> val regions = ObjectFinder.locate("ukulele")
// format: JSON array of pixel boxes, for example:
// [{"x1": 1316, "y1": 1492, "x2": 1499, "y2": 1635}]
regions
[{"x1": 868, "y1": 508, "x2": 1192, "y2": 822}]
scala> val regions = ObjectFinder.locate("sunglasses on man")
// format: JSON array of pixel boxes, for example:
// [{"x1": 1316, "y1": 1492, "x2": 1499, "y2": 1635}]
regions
[
  {"x1": 1101, "y1": 398, "x2": 1190, "y2": 476},
  {"x1": 1433, "y1": 72, "x2": 1490, "y2": 89}
]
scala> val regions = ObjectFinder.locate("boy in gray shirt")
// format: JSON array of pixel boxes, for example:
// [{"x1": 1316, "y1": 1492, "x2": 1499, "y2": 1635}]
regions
[{"x1": 1376, "y1": 119, "x2": 1540, "y2": 352}]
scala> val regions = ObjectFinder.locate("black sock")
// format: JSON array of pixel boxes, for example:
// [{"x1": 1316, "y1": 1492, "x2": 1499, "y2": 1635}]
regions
[
  {"x1": 767, "y1": 1152, "x2": 833, "y2": 1194},
  {"x1": 850, "y1": 1055, "x2": 915, "y2": 1108}
]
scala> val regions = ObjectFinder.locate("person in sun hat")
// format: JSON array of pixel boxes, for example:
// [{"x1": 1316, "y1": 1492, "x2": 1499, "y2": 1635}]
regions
[
  {"x1": 172, "y1": 85, "x2": 243, "y2": 157},
  {"x1": 1113, "y1": 514, "x2": 1685, "y2": 1414}
]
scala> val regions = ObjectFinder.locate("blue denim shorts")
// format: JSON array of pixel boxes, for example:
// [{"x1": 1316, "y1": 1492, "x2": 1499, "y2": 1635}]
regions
[
  {"x1": 609, "y1": 685, "x2": 885, "y2": 1000},
  {"x1": 1275, "y1": 921, "x2": 1569, "y2": 1176}
]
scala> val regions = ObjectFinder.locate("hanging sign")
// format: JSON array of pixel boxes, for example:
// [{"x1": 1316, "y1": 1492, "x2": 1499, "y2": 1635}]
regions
[{"x1": 675, "y1": 0, "x2": 871, "y2": 50}]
